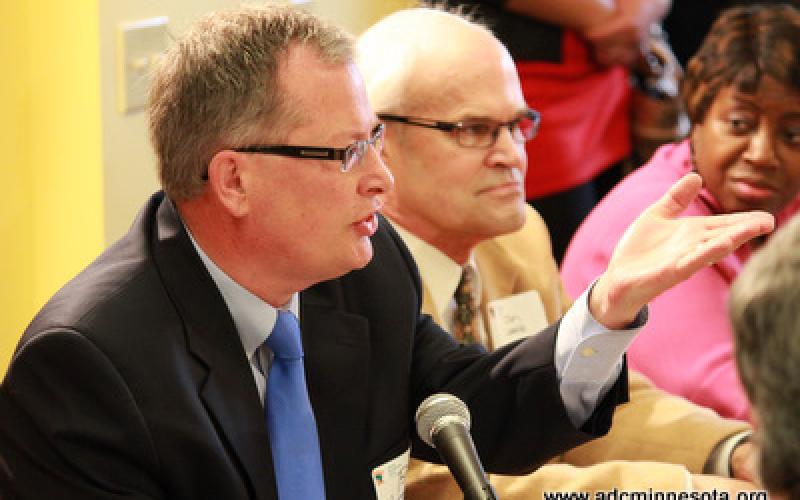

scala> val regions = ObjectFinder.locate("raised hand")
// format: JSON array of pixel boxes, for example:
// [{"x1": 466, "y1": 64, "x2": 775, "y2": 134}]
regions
[{"x1": 589, "y1": 173, "x2": 775, "y2": 329}]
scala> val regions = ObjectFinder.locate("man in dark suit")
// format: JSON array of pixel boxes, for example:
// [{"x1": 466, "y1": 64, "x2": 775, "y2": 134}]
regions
[{"x1": 0, "y1": 4, "x2": 774, "y2": 500}]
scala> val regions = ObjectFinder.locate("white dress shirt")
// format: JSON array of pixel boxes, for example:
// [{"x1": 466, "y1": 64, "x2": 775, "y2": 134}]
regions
[{"x1": 188, "y1": 231, "x2": 297, "y2": 404}]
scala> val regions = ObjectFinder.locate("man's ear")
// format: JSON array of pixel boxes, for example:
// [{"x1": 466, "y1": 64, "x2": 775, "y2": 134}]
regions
[{"x1": 207, "y1": 151, "x2": 249, "y2": 217}]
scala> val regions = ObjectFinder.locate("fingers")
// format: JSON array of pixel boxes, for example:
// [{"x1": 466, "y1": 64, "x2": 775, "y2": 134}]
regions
[
  {"x1": 676, "y1": 237, "x2": 734, "y2": 274},
  {"x1": 648, "y1": 173, "x2": 703, "y2": 219},
  {"x1": 676, "y1": 216, "x2": 775, "y2": 273},
  {"x1": 699, "y1": 210, "x2": 775, "y2": 233}
]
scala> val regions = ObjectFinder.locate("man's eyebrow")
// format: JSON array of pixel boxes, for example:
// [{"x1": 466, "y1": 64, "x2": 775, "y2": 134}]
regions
[
  {"x1": 456, "y1": 114, "x2": 492, "y2": 122},
  {"x1": 331, "y1": 122, "x2": 380, "y2": 144},
  {"x1": 456, "y1": 109, "x2": 531, "y2": 122}
]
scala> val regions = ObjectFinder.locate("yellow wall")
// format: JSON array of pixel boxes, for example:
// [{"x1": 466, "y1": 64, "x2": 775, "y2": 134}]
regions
[
  {"x1": 0, "y1": 1, "x2": 104, "y2": 376},
  {"x1": 0, "y1": 2, "x2": 34, "y2": 375},
  {"x1": 367, "y1": 0, "x2": 417, "y2": 32}
]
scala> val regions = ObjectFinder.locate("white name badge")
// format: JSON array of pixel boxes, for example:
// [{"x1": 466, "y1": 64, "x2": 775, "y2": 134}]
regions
[
  {"x1": 372, "y1": 447, "x2": 410, "y2": 500},
  {"x1": 487, "y1": 290, "x2": 548, "y2": 349}
]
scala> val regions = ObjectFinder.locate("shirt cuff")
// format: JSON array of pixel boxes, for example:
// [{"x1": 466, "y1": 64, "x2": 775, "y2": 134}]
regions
[{"x1": 555, "y1": 280, "x2": 648, "y2": 427}]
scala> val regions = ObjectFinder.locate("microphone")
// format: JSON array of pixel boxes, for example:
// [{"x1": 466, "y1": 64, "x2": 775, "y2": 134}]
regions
[{"x1": 415, "y1": 393, "x2": 498, "y2": 500}]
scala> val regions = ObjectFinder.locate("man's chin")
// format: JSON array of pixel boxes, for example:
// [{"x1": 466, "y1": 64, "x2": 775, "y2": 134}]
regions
[
  {"x1": 487, "y1": 208, "x2": 526, "y2": 235},
  {"x1": 349, "y1": 240, "x2": 375, "y2": 271},
  {"x1": 306, "y1": 241, "x2": 375, "y2": 288}
]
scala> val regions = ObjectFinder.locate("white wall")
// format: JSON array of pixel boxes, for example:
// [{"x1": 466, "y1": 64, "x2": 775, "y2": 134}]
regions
[
  {"x1": 99, "y1": 0, "x2": 243, "y2": 243},
  {"x1": 310, "y1": 0, "x2": 411, "y2": 35}
]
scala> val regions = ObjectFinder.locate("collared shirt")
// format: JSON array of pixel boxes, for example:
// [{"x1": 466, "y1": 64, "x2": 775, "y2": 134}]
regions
[
  {"x1": 397, "y1": 235, "x2": 488, "y2": 346},
  {"x1": 187, "y1": 230, "x2": 298, "y2": 404},
  {"x1": 392, "y1": 222, "x2": 643, "y2": 428}
]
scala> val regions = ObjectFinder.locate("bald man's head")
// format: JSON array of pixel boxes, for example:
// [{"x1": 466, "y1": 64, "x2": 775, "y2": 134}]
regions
[
  {"x1": 358, "y1": 8, "x2": 511, "y2": 114},
  {"x1": 357, "y1": 8, "x2": 531, "y2": 264}
]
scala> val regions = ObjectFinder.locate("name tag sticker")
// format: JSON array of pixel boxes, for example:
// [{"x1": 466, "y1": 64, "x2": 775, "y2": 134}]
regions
[
  {"x1": 488, "y1": 290, "x2": 548, "y2": 349},
  {"x1": 371, "y1": 446, "x2": 410, "y2": 500}
]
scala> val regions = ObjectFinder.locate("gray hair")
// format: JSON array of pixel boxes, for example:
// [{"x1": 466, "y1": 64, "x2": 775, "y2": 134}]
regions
[
  {"x1": 730, "y1": 214, "x2": 800, "y2": 495},
  {"x1": 148, "y1": 4, "x2": 354, "y2": 201}
]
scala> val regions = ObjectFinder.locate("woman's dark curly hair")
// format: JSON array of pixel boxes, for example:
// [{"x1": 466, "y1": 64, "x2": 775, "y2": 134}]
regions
[{"x1": 681, "y1": 4, "x2": 800, "y2": 125}]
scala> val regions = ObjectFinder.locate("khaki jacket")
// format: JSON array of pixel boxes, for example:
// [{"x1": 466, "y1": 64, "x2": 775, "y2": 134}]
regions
[{"x1": 406, "y1": 206, "x2": 749, "y2": 498}]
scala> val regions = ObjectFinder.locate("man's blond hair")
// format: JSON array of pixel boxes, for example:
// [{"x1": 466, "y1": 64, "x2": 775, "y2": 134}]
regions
[{"x1": 148, "y1": 4, "x2": 354, "y2": 201}]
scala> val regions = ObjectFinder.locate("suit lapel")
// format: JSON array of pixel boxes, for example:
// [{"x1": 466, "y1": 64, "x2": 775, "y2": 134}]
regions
[
  {"x1": 301, "y1": 284, "x2": 371, "y2": 497},
  {"x1": 150, "y1": 196, "x2": 276, "y2": 499},
  {"x1": 199, "y1": 358, "x2": 275, "y2": 499}
]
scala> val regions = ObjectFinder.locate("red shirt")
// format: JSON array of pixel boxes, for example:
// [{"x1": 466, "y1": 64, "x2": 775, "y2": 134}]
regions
[{"x1": 519, "y1": 32, "x2": 632, "y2": 198}]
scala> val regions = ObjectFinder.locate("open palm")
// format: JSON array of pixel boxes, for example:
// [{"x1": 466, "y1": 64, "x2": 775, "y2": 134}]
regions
[{"x1": 589, "y1": 173, "x2": 775, "y2": 329}]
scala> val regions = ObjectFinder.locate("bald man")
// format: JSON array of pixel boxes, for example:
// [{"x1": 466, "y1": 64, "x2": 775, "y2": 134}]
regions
[{"x1": 358, "y1": 8, "x2": 757, "y2": 498}]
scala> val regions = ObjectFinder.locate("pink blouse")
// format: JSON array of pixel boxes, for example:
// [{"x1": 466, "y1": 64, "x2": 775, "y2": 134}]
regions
[{"x1": 561, "y1": 140, "x2": 800, "y2": 421}]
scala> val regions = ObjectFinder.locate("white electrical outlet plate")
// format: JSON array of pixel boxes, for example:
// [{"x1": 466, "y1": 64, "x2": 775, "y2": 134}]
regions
[{"x1": 116, "y1": 16, "x2": 168, "y2": 114}]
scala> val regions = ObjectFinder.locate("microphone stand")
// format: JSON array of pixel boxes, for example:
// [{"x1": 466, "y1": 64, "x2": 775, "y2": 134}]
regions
[{"x1": 432, "y1": 423, "x2": 499, "y2": 500}]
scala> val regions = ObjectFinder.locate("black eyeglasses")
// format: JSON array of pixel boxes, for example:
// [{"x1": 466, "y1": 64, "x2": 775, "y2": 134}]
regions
[
  {"x1": 213, "y1": 123, "x2": 384, "y2": 176},
  {"x1": 377, "y1": 109, "x2": 540, "y2": 148}
]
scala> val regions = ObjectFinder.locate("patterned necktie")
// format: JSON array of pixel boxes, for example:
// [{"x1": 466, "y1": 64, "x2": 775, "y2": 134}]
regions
[
  {"x1": 453, "y1": 266, "x2": 479, "y2": 345},
  {"x1": 265, "y1": 310, "x2": 326, "y2": 499}
]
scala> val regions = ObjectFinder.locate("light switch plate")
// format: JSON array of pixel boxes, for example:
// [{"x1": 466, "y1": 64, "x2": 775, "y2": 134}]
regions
[{"x1": 116, "y1": 16, "x2": 168, "y2": 114}]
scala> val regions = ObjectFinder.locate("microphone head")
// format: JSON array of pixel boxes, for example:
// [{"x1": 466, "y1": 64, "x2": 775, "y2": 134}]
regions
[{"x1": 415, "y1": 393, "x2": 471, "y2": 448}]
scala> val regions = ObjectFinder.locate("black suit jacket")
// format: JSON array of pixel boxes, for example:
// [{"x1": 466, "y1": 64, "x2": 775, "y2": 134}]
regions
[{"x1": 0, "y1": 193, "x2": 626, "y2": 499}]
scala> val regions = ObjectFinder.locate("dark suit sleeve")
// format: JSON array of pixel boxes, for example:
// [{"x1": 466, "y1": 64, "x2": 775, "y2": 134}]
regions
[
  {"x1": 380, "y1": 222, "x2": 627, "y2": 475},
  {"x1": 0, "y1": 329, "x2": 164, "y2": 500},
  {"x1": 407, "y1": 316, "x2": 626, "y2": 474}
]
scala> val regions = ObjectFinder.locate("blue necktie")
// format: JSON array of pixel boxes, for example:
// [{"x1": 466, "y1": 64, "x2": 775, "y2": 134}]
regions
[{"x1": 265, "y1": 310, "x2": 325, "y2": 499}]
